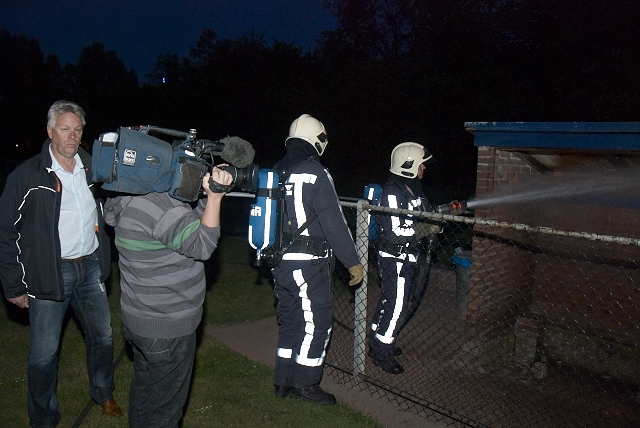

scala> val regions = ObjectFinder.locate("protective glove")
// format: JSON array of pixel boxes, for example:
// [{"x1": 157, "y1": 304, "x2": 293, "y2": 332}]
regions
[
  {"x1": 413, "y1": 222, "x2": 442, "y2": 240},
  {"x1": 348, "y1": 264, "x2": 364, "y2": 286}
]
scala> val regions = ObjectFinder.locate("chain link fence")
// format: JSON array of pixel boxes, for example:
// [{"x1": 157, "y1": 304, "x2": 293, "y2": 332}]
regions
[{"x1": 326, "y1": 199, "x2": 640, "y2": 427}]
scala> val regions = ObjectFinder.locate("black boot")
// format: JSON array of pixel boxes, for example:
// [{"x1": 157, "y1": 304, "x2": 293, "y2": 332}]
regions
[
  {"x1": 290, "y1": 385, "x2": 336, "y2": 405},
  {"x1": 274, "y1": 385, "x2": 292, "y2": 398},
  {"x1": 370, "y1": 355, "x2": 404, "y2": 374}
]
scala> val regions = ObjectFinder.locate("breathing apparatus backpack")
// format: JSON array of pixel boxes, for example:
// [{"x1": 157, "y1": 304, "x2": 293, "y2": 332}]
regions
[
  {"x1": 248, "y1": 168, "x2": 281, "y2": 266},
  {"x1": 248, "y1": 161, "x2": 321, "y2": 268},
  {"x1": 363, "y1": 183, "x2": 384, "y2": 242}
]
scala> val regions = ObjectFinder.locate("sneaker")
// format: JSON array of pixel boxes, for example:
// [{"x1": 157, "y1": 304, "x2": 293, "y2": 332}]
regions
[{"x1": 290, "y1": 385, "x2": 336, "y2": 405}]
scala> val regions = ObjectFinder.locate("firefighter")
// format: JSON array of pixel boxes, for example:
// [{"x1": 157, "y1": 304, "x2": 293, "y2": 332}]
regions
[
  {"x1": 369, "y1": 142, "x2": 462, "y2": 374},
  {"x1": 270, "y1": 114, "x2": 364, "y2": 404}
]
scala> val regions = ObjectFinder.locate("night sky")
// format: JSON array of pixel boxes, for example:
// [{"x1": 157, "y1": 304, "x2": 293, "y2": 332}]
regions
[{"x1": 0, "y1": 0, "x2": 336, "y2": 78}]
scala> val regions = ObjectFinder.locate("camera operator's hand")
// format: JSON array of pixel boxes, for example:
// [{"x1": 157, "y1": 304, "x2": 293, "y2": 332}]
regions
[
  {"x1": 203, "y1": 165, "x2": 233, "y2": 197},
  {"x1": 200, "y1": 166, "x2": 233, "y2": 229}
]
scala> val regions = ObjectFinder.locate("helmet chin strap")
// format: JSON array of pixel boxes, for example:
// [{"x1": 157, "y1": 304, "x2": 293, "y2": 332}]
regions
[{"x1": 315, "y1": 142, "x2": 324, "y2": 156}]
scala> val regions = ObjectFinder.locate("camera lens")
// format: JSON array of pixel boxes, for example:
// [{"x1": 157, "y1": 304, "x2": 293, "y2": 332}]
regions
[{"x1": 218, "y1": 164, "x2": 259, "y2": 193}]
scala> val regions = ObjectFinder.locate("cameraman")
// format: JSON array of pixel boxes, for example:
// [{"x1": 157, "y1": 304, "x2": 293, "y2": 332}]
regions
[{"x1": 103, "y1": 166, "x2": 232, "y2": 428}]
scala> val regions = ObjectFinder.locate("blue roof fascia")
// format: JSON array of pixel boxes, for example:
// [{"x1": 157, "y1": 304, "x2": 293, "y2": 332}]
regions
[{"x1": 464, "y1": 122, "x2": 640, "y2": 150}]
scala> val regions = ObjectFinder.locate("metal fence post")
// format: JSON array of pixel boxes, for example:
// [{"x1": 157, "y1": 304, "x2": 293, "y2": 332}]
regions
[{"x1": 353, "y1": 199, "x2": 369, "y2": 376}]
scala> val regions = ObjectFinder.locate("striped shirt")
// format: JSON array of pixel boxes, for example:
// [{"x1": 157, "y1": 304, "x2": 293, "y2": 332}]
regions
[{"x1": 104, "y1": 192, "x2": 220, "y2": 339}]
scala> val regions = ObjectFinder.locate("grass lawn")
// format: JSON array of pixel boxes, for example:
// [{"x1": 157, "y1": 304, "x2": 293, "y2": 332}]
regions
[{"x1": 0, "y1": 236, "x2": 381, "y2": 427}]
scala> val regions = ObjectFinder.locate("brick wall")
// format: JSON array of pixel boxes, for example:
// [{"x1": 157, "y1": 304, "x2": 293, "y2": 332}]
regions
[
  {"x1": 468, "y1": 146, "x2": 640, "y2": 365},
  {"x1": 468, "y1": 148, "x2": 539, "y2": 340}
]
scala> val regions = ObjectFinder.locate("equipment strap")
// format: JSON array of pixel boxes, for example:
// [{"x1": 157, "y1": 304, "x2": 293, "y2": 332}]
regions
[
  {"x1": 281, "y1": 213, "x2": 319, "y2": 251},
  {"x1": 283, "y1": 233, "x2": 328, "y2": 256},
  {"x1": 276, "y1": 157, "x2": 320, "y2": 252},
  {"x1": 256, "y1": 186, "x2": 285, "y2": 199}
]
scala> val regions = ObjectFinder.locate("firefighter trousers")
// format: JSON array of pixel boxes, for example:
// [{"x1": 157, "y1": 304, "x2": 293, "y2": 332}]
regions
[
  {"x1": 272, "y1": 258, "x2": 333, "y2": 388},
  {"x1": 369, "y1": 254, "x2": 417, "y2": 360}
]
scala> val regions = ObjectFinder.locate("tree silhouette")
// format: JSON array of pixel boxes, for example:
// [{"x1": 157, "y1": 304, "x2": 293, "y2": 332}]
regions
[
  {"x1": 2, "y1": 0, "x2": 640, "y2": 197},
  {"x1": 69, "y1": 42, "x2": 140, "y2": 144},
  {"x1": 0, "y1": 30, "x2": 49, "y2": 159}
]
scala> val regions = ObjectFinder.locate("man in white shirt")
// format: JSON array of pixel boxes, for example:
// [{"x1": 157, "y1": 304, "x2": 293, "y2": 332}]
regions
[{"x1": 0, "y1": 100, "x2": 121, "y2": 427}]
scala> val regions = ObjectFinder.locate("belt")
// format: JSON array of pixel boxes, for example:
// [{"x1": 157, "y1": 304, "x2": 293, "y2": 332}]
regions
[
  {"x1": 378, "y1": 242, "x2": 419, "y2": 257},
  {"x1": 61, "y1": 255, "x2": 90, "y2": 262},
  {"x1": 282, "y1": 235, "x2": 329, "y2": 256}
]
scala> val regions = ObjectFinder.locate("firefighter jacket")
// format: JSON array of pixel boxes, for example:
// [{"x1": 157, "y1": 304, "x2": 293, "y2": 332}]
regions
[
  {"x1": 375, "y1": 175, "x2": 432, "y2": 258},
  {"x1": 274, "y1": 141, "x2": 360, "y2": 269}
]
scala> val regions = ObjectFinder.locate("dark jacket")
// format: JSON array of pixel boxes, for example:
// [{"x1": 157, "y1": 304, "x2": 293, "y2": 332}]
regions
[
  {"x1": 376, "y1": 175, "x2": 432, "y2": 250},
  {"x1": 0, "y1": 140, "x2": 110, "y2": 301},
  {"x1": 274, "y1": 139, "x2": 360, "y2": 269}
]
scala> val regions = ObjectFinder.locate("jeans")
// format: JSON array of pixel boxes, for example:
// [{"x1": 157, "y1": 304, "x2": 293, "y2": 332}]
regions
[
  {"x1": 124, "y1": 326, "x2": 197, "y2": 428},
  {"x1": 27, "y1": 253, "x2": 114, "y2": 428}
]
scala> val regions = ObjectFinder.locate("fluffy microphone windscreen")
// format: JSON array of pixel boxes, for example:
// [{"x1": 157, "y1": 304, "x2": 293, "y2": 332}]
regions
[{"x1": 219, "y1": 136, "x2": 255, "y2": 168}]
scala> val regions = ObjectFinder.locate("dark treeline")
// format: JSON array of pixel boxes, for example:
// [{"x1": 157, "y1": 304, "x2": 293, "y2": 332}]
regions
[{"x1": 2, "y1": 0, "x2": 640, "y2": 200}]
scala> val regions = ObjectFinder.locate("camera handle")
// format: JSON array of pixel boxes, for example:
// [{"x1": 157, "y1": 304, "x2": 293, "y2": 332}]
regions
[{"x1": 208, "y1": 166, "x2": 235, "y2": 193}]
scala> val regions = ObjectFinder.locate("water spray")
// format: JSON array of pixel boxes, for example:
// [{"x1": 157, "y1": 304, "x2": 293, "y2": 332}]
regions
[{"x1": 465, "y1": 169, "x2": 640, "y2": 209}]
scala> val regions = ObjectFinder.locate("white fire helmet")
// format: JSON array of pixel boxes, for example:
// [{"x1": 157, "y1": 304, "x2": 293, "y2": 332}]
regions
[
  {"x1": 389, "y1": 142, "x2": 433, "y2": 178},
  {"x1": 285, "y1": 114, "x2": 329, "y2": 156}
]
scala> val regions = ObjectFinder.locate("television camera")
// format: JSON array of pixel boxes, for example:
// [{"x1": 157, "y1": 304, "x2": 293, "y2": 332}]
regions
[{"x1": 92, "y1": 125, "x2": 259, "y2": 202}]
